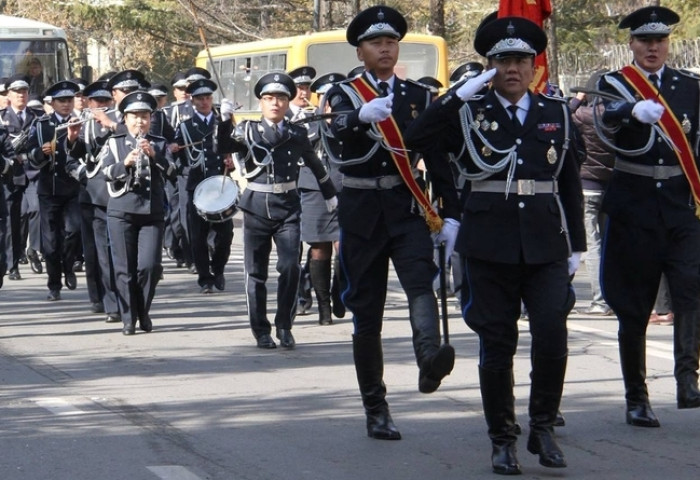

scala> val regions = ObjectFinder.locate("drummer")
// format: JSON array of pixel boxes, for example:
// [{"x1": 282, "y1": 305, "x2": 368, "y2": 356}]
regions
[
  {"x1": 173, "y1": 78, "x2": 235, "y2": 294},
  {"x1": 217, "y1": 72, "x2": 338, "y2": 349}
]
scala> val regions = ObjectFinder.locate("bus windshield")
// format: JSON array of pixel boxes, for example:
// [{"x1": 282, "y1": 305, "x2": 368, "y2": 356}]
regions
[{"x1": 0, "y1": 39, "x2": 70, "y2": 96}]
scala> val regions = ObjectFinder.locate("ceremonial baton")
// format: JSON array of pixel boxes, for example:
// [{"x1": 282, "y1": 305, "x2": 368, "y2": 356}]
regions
[
  {"x1": 188, "y1": 0, "x2": 228, "y2": 99},
  {"x1": 438, "y1": 242, "x2": 450, "y2": 345}
]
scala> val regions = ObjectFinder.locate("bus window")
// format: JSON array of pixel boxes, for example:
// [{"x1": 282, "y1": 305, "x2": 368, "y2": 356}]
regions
[
  {"x1": 270, "y1": 53, "x2": 286, "y2": 71},
  {"x1": 307, "y1": 42, "x2": 357, "y2": 78}
]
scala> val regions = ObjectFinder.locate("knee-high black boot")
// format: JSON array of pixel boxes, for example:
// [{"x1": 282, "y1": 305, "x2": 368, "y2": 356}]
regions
[
  {"x1": 673, "y1": 310, "x2": 700, "y2": 409},
  {"x1": 619, "y1": 333, "x2": 660, "y2": 426},
  {"x1": 408, "y1": 293, "x2": 455, "y2": 393},
  {"x1": 352, "y1": 334, "x2": 401, "y2": 440},
  {"x1": 331, "y1": 256, "x2": 346, "y2": 318},
  {"x1": 309, "y1": 259, "x2": 332, "y2": 325},
  {"x1": 479, "y1": 367, "x2": 521, "y2": 475},
  {"x1": 527, "y1": 354, "x2": 567, "y2": 468}
]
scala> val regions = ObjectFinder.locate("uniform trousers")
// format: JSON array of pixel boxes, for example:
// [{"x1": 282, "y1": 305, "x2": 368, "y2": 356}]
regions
[
  {"x1": 187, "y1": 196, "x2": 233, "y2": 287},
  {"x1": 340, "y1": 216, "x2": 436, "y2": 337},
  {"x1": 243, "y1": 210, "x2": 300, "y2": 338},
  {"x1": 38, "y1": 194, "x2": 81, "y2": 291},
  {"x1": 108, "y1": 214, "x2": 164, "y2": 325},
  {"x1": 602, "y1": 218, "x2": 700, "y2": 336},
  {"x1": 462, "y1": 257, "x2": 573, "y2": 370},
  {"x1": 3, "y1": 184, "x2": 24, "y2": 271},
  {"x1": 21, "y1": 180, "x2": 41, "y2": 255},
  {"x1": 82, "y1": 204, "x2": 118, "y2": 314}
]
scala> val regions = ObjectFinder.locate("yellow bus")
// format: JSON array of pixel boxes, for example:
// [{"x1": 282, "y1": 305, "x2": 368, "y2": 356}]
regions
[{"x1": 195, "y1": 29, "x2": 449, "y2": 118}]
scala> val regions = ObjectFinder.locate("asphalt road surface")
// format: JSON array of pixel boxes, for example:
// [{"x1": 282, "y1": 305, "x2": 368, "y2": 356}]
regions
[{"x1": 1, "y1": 221, "x2": 698, "y2": 479}]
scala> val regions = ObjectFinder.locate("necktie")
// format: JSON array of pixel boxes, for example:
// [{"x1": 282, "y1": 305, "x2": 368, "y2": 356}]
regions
[
  {"x1": 649, "y1": 73, "x2": 660, "y2": 89},
  {"x1": 378, "y1": 81, "x2": 390, "y2": 97},
  {"x1": 271, "y1": 123, "x2": 282, "y2": 143},
  {"x1": 18, "y1": 111, "x2": 24, "y2": 124},
  {"x1": 507, "y1": 105, "x2": 521, "y2": 128}
]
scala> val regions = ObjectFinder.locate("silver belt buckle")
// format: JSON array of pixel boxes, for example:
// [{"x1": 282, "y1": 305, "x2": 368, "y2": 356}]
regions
[
  {"x1": 653, "y1": 166, "x2": 669, "y2": 180},
  {"x1": 272, "y1": 183, "x2": 284, "y2": 194},
  {"x1": 517, "y1": 179, "x2": 536, "y2": 196},
  {"x1": 376, "y1": 176, "x2": 390, "y2": 189}
]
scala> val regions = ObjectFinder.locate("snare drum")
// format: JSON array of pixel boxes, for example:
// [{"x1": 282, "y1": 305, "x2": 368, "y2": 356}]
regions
[{"x1": 192, "y1": 175, "x2": 239, "y2": 222}]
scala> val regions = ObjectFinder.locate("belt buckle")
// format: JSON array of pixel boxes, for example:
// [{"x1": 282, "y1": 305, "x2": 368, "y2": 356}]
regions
[
  {"x1": 517, "y1": 179, "x2": 536, "y2": 196},
  {"x1": 653, "y1": 165, "x2": 669, "y2": 180},
  {"x1": 272, "y1": 183, "x2": 284, "y2": 194},
  {"x1": 376, "y1": 176, "x2": 388, "y2": 189}
]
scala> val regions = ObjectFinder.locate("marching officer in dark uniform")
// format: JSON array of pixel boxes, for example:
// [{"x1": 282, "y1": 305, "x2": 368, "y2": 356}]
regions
[
  {"x1": 405, "y1": 17, "x2": 586, "y2": 474},
  {"x1": 0, "y1": 124, "x2": 15, "y2": 288},
  {"x1": 101, "y1": 91, "x2": 175, "y2": 335},
  {"x1": 26, "y1": 81, "x2": 86, "y2": 301},
  {"x1": 174, "y1": 78, "x2": 234, "y2": 293},
  {"x1": 148, "y1": 83, "x2": 175, "y2": 143},
  {"x1": 1, "y1": 74, "x2": 44, "y2": 280},
  {"x1": 66, "y1": 80, "x2": 121, "y2": 323},
  {"x1": 218, "y1": 72, "x2": 338, "y2": 350},
  {"x1": 298, "y1": 72, "x2": 347, "y2": 325},
  {"x1": 596, "y1": 6, "x2": 700, "y2": 427},
  {"x1": 325, "y1": 5, "x2": 460, "y2": 441}
]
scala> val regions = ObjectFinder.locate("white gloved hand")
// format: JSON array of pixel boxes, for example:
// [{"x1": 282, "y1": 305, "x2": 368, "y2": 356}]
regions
[
  {"x1": 568, "y1": 251, "x2": 582, "y2": 276},
  {"x1": 220, "y1": 98, "x2": 236, "y2": 122},
  {"x1": 358, "y1": 93, "x2": 394, "y2": 123},
  {"x1": 456, "y1": 68, "x2": 497, "y2": 101},
  {"x1": 434, "y1": 218, "x2": 461, "y2": 261},
  {"x1": 631, "y1": 99, "x2": 665, "y2": 124},
  {"x1": 325, "y1": 196, "x2": 338, "y2": 212}
]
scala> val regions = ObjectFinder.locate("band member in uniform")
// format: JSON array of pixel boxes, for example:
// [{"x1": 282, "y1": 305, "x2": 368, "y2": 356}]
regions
[
  {"x1": 405, "y1": 17, "x2": 585, "y2": 473},
  {"x1": 101, "y1": 91, "x2": 174, "y2": 335},
  {"x1": 218, "y1": 72, "x2": 338, "y2": 349},
  {"x1": 298, "y1": 72, "x2": 347, "y2": 325},
  {"x1": 174, "y1": 78, "x2": 234, "y2": 293},
  {"x1": 1, "y1": 75, "x2": 43, "y2": 280},
  {"x1": 325, "y1": 5, "x2": 459, "y2": 440},
  {"x1": 164, "y1": 71, "x2": 195, "y2": 271},
  {"x1": 0, "y1": 124, "x2": 15, "y2": 288},
  {"x1": 595, "y1": 6, "x2": 700, "y2": 427},
  {"x1": 26, "y1": 81, "x2": 86, "y2": 301},
  {"x1": 66, "y1": 80, "x2": 121, "y2": 323}
]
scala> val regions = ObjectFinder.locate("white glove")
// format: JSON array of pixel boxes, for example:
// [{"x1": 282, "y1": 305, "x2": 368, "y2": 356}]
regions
[
  {"x1": 358, "y1": 93, "x2": 394, "y2": 123},
  {"x1": 434, "y1": 218, "x2": 460, "y2": 261},
  {"x1": 631, "y1": 99, "x2": 665, "y2": 124},
  {"x1": 568, "y1": 251, "x2": 582, "y2": 276},
  {"x1": 456, "y1": 68, "x2": 497, "y2": 101},
  {"x1": 325, "y1": 196, "x2": 338, "y2": 212},
  {"x1": 220, "y1": 99, "x2": 236, "y2": 122}
]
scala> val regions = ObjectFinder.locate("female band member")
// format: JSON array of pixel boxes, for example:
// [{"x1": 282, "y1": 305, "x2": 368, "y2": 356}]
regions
[{"x1": 101, "y1": 91, "x2": 175, "y2": 335}]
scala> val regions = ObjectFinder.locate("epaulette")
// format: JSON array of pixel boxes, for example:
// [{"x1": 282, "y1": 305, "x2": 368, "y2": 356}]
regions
[
  {"x1": 36, "y1": 114, "x2": 52, "y2": 122},
  {"x1": 404, "y1": 78, "x2": 430, "y2": 90},
  {"x1": 147, "y1": 133, "x2": 166, "y2": 141},
  {"x1": 678, "y1": 69, "x2": 700, "y2": 80},
  {"x1": 540, "y1": 92, "x2": 567, "y2": 103}
]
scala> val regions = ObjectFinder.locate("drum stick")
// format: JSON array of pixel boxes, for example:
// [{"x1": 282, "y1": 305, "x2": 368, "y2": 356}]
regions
[
  {"x1": 188, "y1": 0, "x2": 228, "y2": 98},
  {"x1": 221, "y1": 166, "x2": 228, "y2": 193}
]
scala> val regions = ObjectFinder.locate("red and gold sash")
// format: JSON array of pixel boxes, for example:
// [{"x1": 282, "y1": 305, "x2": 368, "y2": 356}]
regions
[
  {"x1": 620, "y1": 65, "x2": 700, "y2": 218},
  {"x1": 349, "y1": 76, "x2": 443, "y2": 232}
]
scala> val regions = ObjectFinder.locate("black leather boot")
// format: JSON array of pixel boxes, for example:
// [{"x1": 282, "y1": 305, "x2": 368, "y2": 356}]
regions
[
  {"x1": 309, "y1": 259, "x2": 332, "y2": 325},
  {"x1": 527, "y1": 354, "x2": 567, "y2": 468},
  {"x1": 479, "y1": 367, "x2": 521, "y2": 475},
  {"x1": 331, "y1": 256, "x2": 346, "y2": 318},
  {"x1": 408, "y1": 294, "x2": 455, "y2": 393},
  {"x1": 352, "y1": 334, "x2": 401, "y2": 440},
  {"x1": 619, "y1": 333, "x2": 660, "y2": 426},
  {"x1": 673, "y1": 311, "x2": 700, "y2": 409}
]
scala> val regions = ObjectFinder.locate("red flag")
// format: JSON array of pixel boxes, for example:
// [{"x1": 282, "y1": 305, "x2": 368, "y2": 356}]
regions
[{"x1": 498, "y1": 0, "x2": 552, "y2": 93}]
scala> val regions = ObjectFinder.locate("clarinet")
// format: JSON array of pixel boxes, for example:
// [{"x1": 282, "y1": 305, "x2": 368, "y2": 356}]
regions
[{"x1": 133, "y1": 129, "x2": 146, "y2": 188}]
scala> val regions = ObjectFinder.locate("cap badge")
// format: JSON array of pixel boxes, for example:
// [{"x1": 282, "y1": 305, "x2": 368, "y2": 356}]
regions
[
  {"x1": 377, "y1": 10, "x2": 385, "y2": 21},
  {"x1": 126, "y1": 72, "x2": 132, "y2": 78},
  {"x1": 507, "y1": 22, "x2": 515, "y2": 36},
  {"x1": 274, "y1": 74, "x2": 280, "y2": 81},
  {"x1": 137, "y1": 93, "x2": 143, "y2": 100},
  {"x1": 650, "y1": 11, "x2": 658, "y2": 22}
]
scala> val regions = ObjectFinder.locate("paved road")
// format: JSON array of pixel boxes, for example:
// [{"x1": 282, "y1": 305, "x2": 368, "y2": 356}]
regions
[{"x1": 1, "y1": 220, "x2": 699, "y2": 479}]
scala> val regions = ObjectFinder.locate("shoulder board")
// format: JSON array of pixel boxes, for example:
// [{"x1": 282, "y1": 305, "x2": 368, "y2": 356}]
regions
[
  {"x1": 147, "y1": 133, "x2": 166, "y2": 141},
  {"x1": 37, "y1": 114, "x2": 52, "y2": 122},
  {"x1": 678, "y1": 69, "x2": 700, "y2": 80},
  {"x1": 336, "y1": 77, "x2": 355, "y2": 86},
  {"x1": 404, "y1": 78, "x2": 430, "y2": 90},
  {"x1": 539, "y1": 92, "x2": 567, "y2": 103}
]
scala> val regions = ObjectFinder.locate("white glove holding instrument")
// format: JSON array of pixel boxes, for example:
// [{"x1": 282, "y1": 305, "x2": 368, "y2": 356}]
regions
[
  {"x1": 325, "y1": 196, "x2": 338, "y2": 212},
  {"x1": 456, "y1": 68, "x2": 497, "y2": 101},
  {"x1": 220, "y1": 98, "x2": 236, "y2": 122},
  {"x1": 568, "y1": 252, "x2": 582, "y2": 276},
  {"x1": 631, "y1": 99, "x2": 665, "y2": 124},
  {"x1": 358, "y1": 93, "x2": 394, "y2": 123},
  {"x1": 434, "y1": 218, "x2": 460, "y2": 261}
]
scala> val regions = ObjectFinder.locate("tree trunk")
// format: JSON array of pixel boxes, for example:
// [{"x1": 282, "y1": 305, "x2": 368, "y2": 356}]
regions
[
  {"x1": 547, "y1": 5, "x2": 559, "y2": 87},
  {"x1": 430, "y1": 0, "x2": 445, "y2": 37}
]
